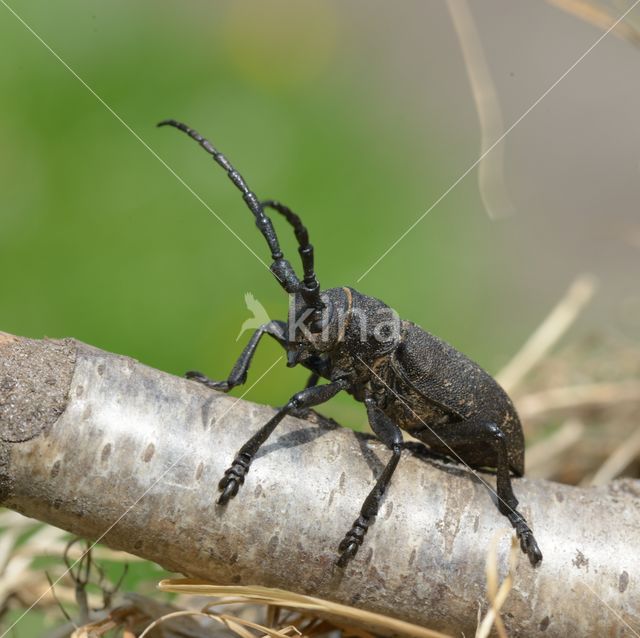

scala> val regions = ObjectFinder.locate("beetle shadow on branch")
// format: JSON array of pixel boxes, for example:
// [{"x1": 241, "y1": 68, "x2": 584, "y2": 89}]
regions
[
  {"x1": 256, "y1": 409, "x2": 341, "y2": 459},
  {"x1": 404, "y1": 440, "x2": 495, "y2": 483}
]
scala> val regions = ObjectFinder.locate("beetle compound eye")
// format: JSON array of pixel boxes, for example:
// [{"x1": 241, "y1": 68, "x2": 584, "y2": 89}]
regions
[
  {"x1": 378, "y1": 325, "x2": 392, "y2": 339},
  {"x1": 371, "y1": 309, "x2": 401, "y2": 348}
]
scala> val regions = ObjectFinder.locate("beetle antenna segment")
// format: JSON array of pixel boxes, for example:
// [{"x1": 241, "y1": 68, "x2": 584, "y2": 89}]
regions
[
  {"x1": 157, "y1": 119, "x2": 301, "y2": 294},
  {"x1": 262, "y1": 200, "x2": 323, "y2": 311}
]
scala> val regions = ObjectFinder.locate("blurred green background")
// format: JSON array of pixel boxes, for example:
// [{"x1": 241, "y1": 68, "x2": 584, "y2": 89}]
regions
[
  {"x1": 0, "y1": 1, "x2": 536, "y2": 430},
  {"x1": 0, "y1": 4, "x2": 520, "y2": 633},
  {"x1": 2, "y1": 1, "x2": 639, "y2": 635}
]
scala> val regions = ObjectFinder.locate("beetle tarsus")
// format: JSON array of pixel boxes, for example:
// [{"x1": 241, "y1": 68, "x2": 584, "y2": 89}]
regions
[
  {"x1": 186, "y1": 370, "x2": 230, "y2": 392},
  {"x1": 516, "y1": 522, "x2": 543, "y2": 566},
  {"x1": 217, "y1": 454, "x2": 251, "y2": 504},
  {"x1": 336, "y1": 516, "x2": 370, "y2": 566}
]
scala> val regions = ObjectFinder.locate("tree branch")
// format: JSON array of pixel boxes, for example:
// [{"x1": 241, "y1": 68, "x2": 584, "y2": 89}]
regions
[{"x1": 0, "y1": 332, "x2": 638, "y2": 636}]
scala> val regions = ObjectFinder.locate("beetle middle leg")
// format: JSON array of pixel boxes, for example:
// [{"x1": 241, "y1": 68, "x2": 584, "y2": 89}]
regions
[
  {"x1": 186, "y1": 320, "x2": 287, "y2": 392},
  {"x1": 337, "y1": 397, "x2": 403, "y2": 567},
  {"x1": 217, "y1": 378, "x2": 349, "y2": 504}
]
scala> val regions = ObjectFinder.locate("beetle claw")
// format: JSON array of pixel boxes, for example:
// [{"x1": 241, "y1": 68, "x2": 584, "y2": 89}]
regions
[
  {"x1": 217, "y1": 454, "x2": 251, "y2": 505},
  {"x1": 514, "y1": 521, "x2": 543, "y2": 566},
  {"x1": 336, "y1": 542, "x2": 359, "y2": 568},
  {"x1": 522, "y1": 533, "x2": 543, "y2": 566},
  {"x1": 336, "y1": 517, "x2": 369, "y2": 567},
  {"x1": 217, "y1": 479, "x2": 239, "y2": 505}
]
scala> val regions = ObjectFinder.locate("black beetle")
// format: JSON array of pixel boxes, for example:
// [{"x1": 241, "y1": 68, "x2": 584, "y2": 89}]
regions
[{"x1": 159, "y1": 119, "x2": 543, "y2": 567}]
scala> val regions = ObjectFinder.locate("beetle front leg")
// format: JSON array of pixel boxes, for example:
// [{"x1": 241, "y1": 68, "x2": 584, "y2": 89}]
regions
[
  {"x1": 187, "y1": 320, "x2": 287, "y2": 392},
  {"x1": 217, "y1": 378, "x2": 348, "y2": 504},
  {"x1": 337, "y1": 398, "x2": 403, "y2": 567}
]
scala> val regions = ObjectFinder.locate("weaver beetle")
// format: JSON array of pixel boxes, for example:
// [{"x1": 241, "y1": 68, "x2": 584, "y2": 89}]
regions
[{"x1": 159, "y1": 119, "x2": 543, "y2": 567}]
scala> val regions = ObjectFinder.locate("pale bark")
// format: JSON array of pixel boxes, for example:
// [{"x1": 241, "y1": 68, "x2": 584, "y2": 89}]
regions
[{"x1": 0, "y1": 332, "x2": 638, "y2": 637}]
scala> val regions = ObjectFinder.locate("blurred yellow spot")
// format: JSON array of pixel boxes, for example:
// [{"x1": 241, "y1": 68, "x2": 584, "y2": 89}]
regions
[{"x1": 222, "y1": 0, "x2": 338, "y2": 89}]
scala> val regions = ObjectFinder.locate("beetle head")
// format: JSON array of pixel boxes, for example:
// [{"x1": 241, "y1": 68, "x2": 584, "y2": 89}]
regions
[{"x1": 286, "y1": 287, "x2": 351, "y2": 366}]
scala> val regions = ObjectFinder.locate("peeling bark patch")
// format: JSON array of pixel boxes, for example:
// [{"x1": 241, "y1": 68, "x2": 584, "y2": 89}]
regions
[
  {"x1": 143, "y1": 443, "x2": 155, "y2": 462},
  {"x1": 326, "y1": 441, "x2": 339, "y2": 463},
  {"x1": 0, "y1": 378, "x2": 16, "y2": 392},
  {"x1": 101, "y1": 443, "x2": 112, "y2": 463},
  {"x1": 97, "y1": 364, "x2": 105, "y2": 376},
  {"x1": 268, "y1": 534, "x2": 279, "y2": 555},
  {"x1": 364, "y1": 547, "x2": 374, "y2": 566},
  {"x1": 619, "y1": 571, "x2": 629, "y2": 593},
  {"x1": 572, "y1": 549, "x2": 589, "y2": 571},
  {"x1": 0, "y1": 337, "x2": 76, "y2": 443},
  {"x1": 201, "y1": 396, "x2": 218, "y2": 429},
  {"x1": 50, "y1": 460, "x2": 61, "y2": 478},
  {"x1": 539, "y1": 616, "x2": 550, "y2": 631}
]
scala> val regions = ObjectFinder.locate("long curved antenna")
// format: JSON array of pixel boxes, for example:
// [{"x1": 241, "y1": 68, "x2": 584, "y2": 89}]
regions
[
  {"x1": 157, "y1": 119, "x2": 300, "y2": 293},
  {"x1": 261, "y1": 200, "x2": 323, "y2": 311}
]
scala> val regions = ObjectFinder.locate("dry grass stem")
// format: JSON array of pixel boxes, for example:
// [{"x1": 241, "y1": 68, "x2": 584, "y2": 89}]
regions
[
  {"x1": 517, "y1": 380, "x2": 640, "y2": 419},
  {"x1": 446, "y1": 0, "x2": 515, "y2": 219},
  {"x1": 475, "y1": 532, "x2": 517, "y2": 638},
  {"x1": 497, "y1": 275, "x2": 596, "y2": 393},
  {"x1": 158, "y1": 580, "x2": 453, "y2": 638},
  {"x1": 546, "y1": 0, "x2": 640, "y2": 47},
  {"x1": 586, "y1": 425, "x2": 640, "y2": 485},
  {"x1": 525, "y1": 418, "x2": 585, "y2": 477}
]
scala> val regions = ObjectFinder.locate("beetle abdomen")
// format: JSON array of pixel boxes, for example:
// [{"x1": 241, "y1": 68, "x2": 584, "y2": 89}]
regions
[{"x1": 389, "y1": 321, "x2": 525, "y2": 475}]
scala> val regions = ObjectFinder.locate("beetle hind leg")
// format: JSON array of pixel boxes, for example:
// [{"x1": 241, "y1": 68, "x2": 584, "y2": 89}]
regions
[
  {"x1": 427, "y1": 419, "x2": 543, "y2": 566},
  {"x1": 494, "y1": 454, "x2": 543, "y2": 565},
  {"x1": 487, "y1": 422, "x2": 543, "y2": 566}
]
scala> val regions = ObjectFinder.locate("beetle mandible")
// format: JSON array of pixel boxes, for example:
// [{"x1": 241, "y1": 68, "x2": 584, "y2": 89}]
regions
[{"x1": 159, "y1": 119, "x2": 543, "y2": 567}]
